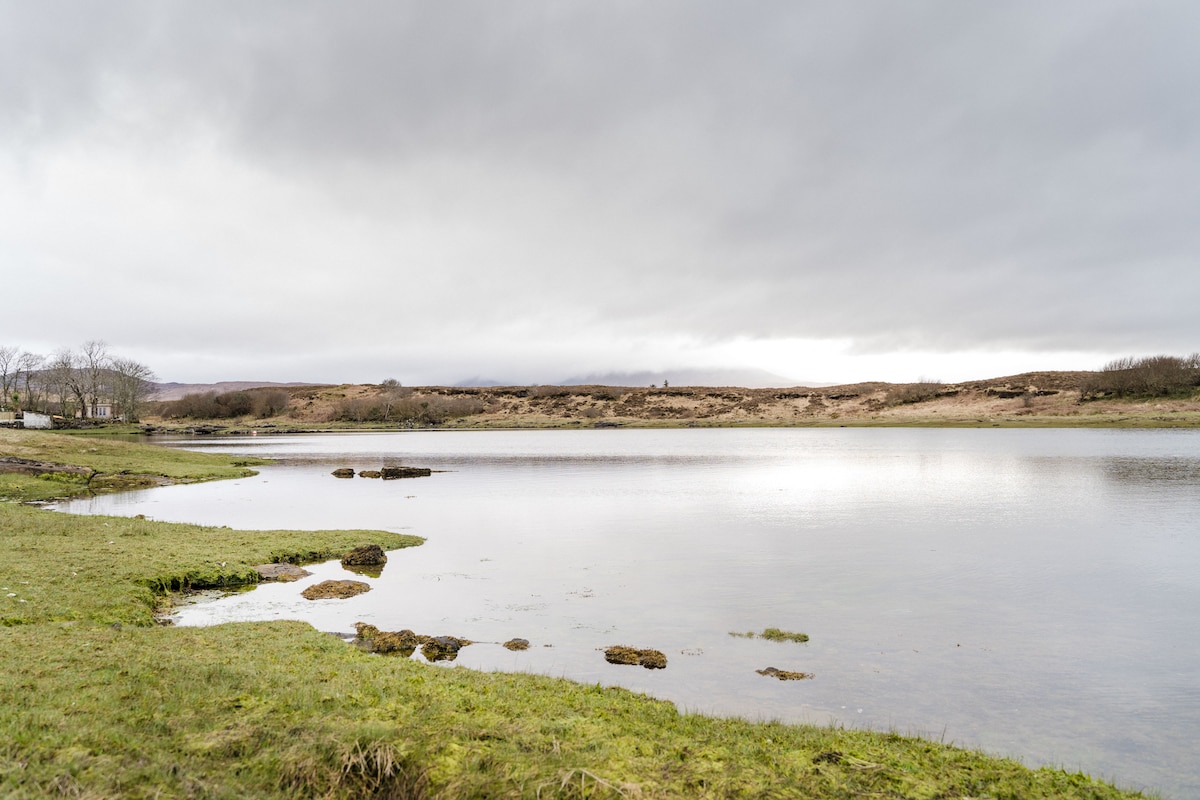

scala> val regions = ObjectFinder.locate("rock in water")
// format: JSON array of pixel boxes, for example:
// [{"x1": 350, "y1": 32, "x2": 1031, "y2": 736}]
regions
[
  {"x1": 342, "y1": 544, "x2": 387, "y2": 567},
  {"x1": 755, "y1": 666, "x2": 814, "y2": 681},
  {"x1": 253, "y1": 563, "x2": 311, "y2": 582},
  {"x1": 354, "y1": 622, "x2": 424, "y2": 655},
  {"x1": 604, "y1": 645, "x2": 667, "y2": 670},
  {"x1": 380, "y1": 466, "x2": 432, "y2": 479},
  {"x1": 421, "y1": 635, "x2": 473, "y2": 662},
  {"x1": 300, "y1": 580, "x2": 370, "y2": 600}
]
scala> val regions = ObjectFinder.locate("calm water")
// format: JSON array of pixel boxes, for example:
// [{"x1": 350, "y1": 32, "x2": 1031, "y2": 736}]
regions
[{"x1": 56, "y1": 429, "x2": 1200, "y2": 797}]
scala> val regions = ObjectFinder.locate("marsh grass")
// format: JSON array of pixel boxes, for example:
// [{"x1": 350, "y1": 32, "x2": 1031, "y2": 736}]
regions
[
  {"x1": 730, "y1": 627, "x2": 810, "y2": 643},
  {"x1": 0, "y1": 430, "x2": 1152, "y2": 798}
]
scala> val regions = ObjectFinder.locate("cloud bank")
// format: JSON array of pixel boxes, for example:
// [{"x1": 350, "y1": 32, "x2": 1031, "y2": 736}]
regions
[{"x1": 3, "y1": 2, "x2": 1197, "y2": 384}]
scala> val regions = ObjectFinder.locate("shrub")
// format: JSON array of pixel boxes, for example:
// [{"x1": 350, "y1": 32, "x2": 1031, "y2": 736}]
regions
[
  {"x1": 1081, "y1": 354, "x2": 1200, "y2": 399},
  {"x1": 885, "y1": 378, "x2": 945, "y2": 406}
]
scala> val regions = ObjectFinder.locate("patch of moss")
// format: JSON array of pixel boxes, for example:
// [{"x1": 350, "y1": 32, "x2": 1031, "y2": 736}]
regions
[{"x1": 730, "y1": 627, "x2": 810, "y2": 643}]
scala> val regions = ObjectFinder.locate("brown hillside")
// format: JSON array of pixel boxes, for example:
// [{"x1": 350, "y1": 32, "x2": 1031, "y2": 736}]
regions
[{"x1": 141, "y1": 372, "x2": 1200, "y2": 430}]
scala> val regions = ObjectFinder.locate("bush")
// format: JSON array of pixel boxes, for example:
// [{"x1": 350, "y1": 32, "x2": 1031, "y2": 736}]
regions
[
  {"x1": 163, "y1": 389, "x2": 275, "y2": 419},
  {"x1": 1081, "y1": 354, "x2": 1200, "y2": 399},
  {"x1": 253, "y1": 390, "x2": 292, "y2": 418},
  {"x1": 885, "y1": 379, "x2": 945, "y2": 406},
  {"x1": 334, "y1": 393, "x2": 485, "y2": 425}
]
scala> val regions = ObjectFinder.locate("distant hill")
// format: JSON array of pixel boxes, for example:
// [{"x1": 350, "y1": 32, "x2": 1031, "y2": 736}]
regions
[
  {"x1": 149, "y1": 381, "x2": 328, "y2": 401},
  {"x1": 557, "y1": 368, "x2": 820, "y2": 389}
]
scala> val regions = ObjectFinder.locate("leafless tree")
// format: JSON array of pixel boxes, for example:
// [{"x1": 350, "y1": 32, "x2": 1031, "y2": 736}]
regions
[
  {"x1": 0, "y1": 346, "x2": 18, "y2": 409},
  {"x1": 80, "y1": 340, "x2": 112, "y2": 418},
  {"x1": 16, "y1": 351, "x2": 44, "y2": 411},
  {"x1": 46, "y1": 349, "x2": 81, "y2": 418},
  {"x1": 110, "y1": 357, "x2": 157, "y2": 421}
]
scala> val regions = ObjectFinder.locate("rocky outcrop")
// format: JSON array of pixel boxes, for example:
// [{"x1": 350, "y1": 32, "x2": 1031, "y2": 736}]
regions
[
  {"x1": 300, "y1": 580, "x2": 370, "y2": 600},
  {"x1": 331, "y1": 468, "x2": 356, "y2": 478},
  {"x1": 604, "y1": 645, "x2": 667, "y2": 669}
]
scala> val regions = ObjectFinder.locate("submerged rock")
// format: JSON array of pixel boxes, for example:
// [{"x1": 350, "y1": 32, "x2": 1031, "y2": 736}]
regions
[
  {"x1": 756, "y1": 667, "x2": 814, "y2": 681},
  {"x1": 253, "y1": 563, "x2": 311, "y2": 582},
  {"x1": 503, "y1": 638, "x2": 531, "y2": 651},
  {"x1": 331, "y1": 468, "x2": 356, "y2": 478},
  {"x1": 300, "y1": 580, "x2": 371, "y2": 600},
  {"x1": 604, "y1": 645, "x2": 667, "y2": 670}
]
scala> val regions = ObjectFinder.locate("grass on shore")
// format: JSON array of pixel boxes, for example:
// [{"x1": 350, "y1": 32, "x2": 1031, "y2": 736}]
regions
[{"x1": 0, "y1": 429, "x2": 1151, "y2": 798}]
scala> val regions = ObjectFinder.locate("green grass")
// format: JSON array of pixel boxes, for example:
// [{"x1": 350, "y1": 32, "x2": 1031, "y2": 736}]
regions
[
  {"x1": 0, "y1": 429, "x2": 1152, "y2": 798},
  {"x1": 0, "y1": 503, "x2": 421, "y2": 626},
  {"x1": 731, "y1": 627, "x2": 811, "y2": 644}
]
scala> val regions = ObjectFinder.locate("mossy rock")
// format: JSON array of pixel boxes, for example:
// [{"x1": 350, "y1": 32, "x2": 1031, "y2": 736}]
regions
[
  {"x1": 421, "y1": 636, "x2": 472, "y2": 662},
  {"x1": 354, "y1": 622, "x2": 425, "y2": 655},
  {"x1": 300, "y1": 580, "x2": 370, "y2": 600},
  {"x1": 331, "y1": 468, "x2": 356, "y2": 478},
  {"x1": 503, "y1": 638, "x2": 531, "y2": 651},
  {"x1": 358, "y1": 470, "x2": 382, "y2": 479},
  {"x1": 341, "y1": 544, "x2": 387, "y2": 567},
  {"x1": 604, "y1": 645, "x2": 667, "y2": 670}
]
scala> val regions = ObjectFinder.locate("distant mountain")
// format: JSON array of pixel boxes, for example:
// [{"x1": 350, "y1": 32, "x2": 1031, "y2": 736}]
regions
[
  {"x1": 557, "y1": 368, "x2": 822, "y2": 389},
  {"x1": 452, "y1": 377, "x2": 510, "y2": 388},
  {"x1": 149, "y1": 381, "x2": 328, "y2": 401}
]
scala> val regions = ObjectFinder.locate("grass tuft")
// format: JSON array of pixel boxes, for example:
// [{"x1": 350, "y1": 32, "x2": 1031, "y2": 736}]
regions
[{"x1": 729, "y1": 627, "x2": 810, "y2": 643}]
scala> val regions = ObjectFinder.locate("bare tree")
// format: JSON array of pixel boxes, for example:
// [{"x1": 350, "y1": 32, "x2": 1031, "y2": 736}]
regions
[
  {"x1": 80, "y1": 340, "x2": 112, "y2": 418},
  {"x1": 110, "y1": 357, "x2": 157, "y2": 422},
  {"x1": 16, "y1": 351, "x2": 44, "y2": 411},
  {"x1": 46, "y1": 349, "x2": 81, "y2": 418},
  {"x1": 0, "y1": 345, "x2": 18, "y2": 409}
]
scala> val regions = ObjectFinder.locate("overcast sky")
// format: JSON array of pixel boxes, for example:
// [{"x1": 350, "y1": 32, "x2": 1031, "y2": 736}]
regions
[{"x1": 2, "y1": 2, "x2": 1197, "y2": 386}]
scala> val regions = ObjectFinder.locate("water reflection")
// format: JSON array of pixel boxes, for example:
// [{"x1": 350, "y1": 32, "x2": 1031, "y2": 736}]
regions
[{"x1": 55, "y1": 428, "x2": 1200, "y2": 798}]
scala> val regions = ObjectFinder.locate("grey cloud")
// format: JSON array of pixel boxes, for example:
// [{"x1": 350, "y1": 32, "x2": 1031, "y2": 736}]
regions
[{"x1": 3, "y1": 1, "x2": 1198, "y2": 382}]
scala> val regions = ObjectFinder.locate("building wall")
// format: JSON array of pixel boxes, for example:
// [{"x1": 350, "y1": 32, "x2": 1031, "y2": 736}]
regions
[{"x1": 22, "y1": 412, "x2": 53, "y2": 429}]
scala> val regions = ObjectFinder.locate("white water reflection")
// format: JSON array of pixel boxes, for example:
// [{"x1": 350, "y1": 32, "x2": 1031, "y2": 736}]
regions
[{"x1": 55, "y1": 428, "x2": 1200, "y2": 797}]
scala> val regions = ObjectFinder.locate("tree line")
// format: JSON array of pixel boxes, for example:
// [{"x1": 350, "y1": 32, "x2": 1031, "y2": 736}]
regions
[{"x1": 0, "y1": 341, "x2": 156, "y2": 422}]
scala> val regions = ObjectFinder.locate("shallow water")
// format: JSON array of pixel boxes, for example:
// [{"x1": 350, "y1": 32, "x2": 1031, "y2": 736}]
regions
[{"x1": 56, "y1": 428, "x2": 1200, "y2": 797}]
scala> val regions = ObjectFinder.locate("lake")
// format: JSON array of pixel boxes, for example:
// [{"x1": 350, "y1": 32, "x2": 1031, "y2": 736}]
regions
[{"x1": 55, "y1": 428, "x2": 1200, "y2": 797}]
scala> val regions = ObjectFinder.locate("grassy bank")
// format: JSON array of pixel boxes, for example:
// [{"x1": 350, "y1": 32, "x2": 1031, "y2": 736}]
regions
[{"x1": 0, "y1": 430, "x2": 1150, "y2": 798}]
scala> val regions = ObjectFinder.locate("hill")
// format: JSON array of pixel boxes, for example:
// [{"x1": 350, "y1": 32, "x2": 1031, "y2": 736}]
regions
[{"x1": 141, "y1": 371, "x2": 1200, "y2": 430}]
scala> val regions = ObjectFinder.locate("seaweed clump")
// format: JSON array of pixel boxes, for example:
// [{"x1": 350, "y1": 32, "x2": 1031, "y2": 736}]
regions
[{"x1": 604, "y1": 645, "x2": 667, "y2": 670}]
